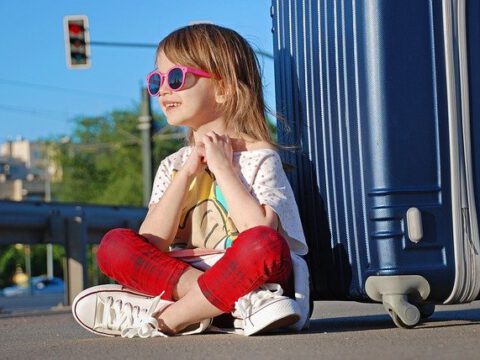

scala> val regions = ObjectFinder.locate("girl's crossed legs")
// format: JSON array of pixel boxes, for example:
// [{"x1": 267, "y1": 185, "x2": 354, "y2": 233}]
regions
[{"x1": 96, "y1": 225, "x2": 294, "y2": 334}]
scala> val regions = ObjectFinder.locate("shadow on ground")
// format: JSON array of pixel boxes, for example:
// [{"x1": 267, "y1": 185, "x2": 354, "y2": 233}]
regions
[{"x1": 305, "y1": 307, "x2": 480, "y2": 333}]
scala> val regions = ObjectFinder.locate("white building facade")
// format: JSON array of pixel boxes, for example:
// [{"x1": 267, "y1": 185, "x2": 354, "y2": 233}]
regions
[{"x1": 0, "y1": 138, "x2": 49, "y2": 201}]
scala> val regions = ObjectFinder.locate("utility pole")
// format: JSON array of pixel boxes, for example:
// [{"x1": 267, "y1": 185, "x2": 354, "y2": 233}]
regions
[
  {"x1": 44, "y1": 144, "x2": 53, "y2": 279},
  {"x1": 138, "y1": 87, "x2": 153, "y2": 206}
]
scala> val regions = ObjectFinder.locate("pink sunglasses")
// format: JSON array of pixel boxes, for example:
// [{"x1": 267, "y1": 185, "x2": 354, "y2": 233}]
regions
[{"x1": 146, "y1": 66, "x2": 215, "y2": 95}]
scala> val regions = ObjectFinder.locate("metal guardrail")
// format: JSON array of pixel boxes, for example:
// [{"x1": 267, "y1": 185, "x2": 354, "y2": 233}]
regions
[{"x1": 0, "y1": 200, "x2": 146, "y2": 304}]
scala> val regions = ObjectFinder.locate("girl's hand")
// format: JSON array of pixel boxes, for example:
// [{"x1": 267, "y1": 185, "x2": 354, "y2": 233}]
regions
[
  {"x1": 180, "y1": 145, "x2": 207, "y2": 178},
  {"x1": 201, "y1": 131, "x2": 234, "y2": 175}
]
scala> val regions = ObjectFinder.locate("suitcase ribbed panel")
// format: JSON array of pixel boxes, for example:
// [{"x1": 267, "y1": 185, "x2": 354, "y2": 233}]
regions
[
  {"x1": 273, "y1": 0, "x2": 370, "y2": 299},
  {"x1": 467, "y1": 0, "x2": 480, "y2": 247},
  {"x1": 273, "y1": 0, "x2": 457, "y2": 301},
  {"x1": 443, "y1": 0, "x2": 480, "y2": 303},
  {"x1": 468, "y1": 1, "x2": 480, "y2": 300}
]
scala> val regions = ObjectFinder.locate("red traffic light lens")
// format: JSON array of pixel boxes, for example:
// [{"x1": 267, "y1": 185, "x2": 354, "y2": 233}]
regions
[{"x1": 68, "y1": 23, "x2": 84, "y2": 34}]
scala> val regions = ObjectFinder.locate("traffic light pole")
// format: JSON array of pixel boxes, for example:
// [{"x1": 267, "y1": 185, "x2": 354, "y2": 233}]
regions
[
  {"x1": 138, "y1": 88, "x2": 153, "y2": 207},
  {"x1": 88, "y1": 41, "x2": 273, "y2": 60}
]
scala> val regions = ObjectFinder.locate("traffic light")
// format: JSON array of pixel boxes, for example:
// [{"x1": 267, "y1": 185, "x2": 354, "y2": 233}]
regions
[{"x1": 64, "y1": 15, "x2": 91, "y2": 69}]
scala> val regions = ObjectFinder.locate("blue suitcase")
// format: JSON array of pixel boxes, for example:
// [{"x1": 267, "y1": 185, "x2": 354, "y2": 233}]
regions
[{"x1": 272, "y1": 0, "x2": 480, "y2": 327}]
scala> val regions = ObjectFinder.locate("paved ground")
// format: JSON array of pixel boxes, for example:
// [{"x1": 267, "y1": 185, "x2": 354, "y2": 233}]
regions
[
  {"x1": 0, "y1": 293, "x2": 65, "y2": 314},
  {"x1": 1, "y1": 299, "x2": 480, "y2": 360}
]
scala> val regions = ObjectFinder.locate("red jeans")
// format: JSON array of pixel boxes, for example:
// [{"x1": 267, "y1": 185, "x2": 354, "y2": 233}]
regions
[{"x1": 97, "y1": 226, "x2": 293, "y2": 312}]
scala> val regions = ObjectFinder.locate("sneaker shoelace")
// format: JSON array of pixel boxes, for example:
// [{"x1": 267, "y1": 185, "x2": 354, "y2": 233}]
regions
[
  {"x1": 232, "y1": 283, "x2": 284, "y2": 326},
  {"x1": 94, "y1": 295, "x2": 168, "y2": 338}
]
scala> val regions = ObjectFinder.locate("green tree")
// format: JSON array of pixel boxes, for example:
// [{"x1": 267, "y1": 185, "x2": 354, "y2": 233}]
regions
[
  {"x1": 52, "y1": 107, "x2": 184, "y2": 206},
  {"x1": 0, "y1": 245, "x2": 64, "y2": 288},
  {"x1": 0, "y1": 245, "x2": 23, "y2": 288}
]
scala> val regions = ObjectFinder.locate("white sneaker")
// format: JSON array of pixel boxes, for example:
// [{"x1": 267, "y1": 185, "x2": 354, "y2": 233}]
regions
[
  {"x1": 232, "y1": 283, "x2": 301, "y2": 336},
  {"x1": 72, "y1": 284, "x2": 212, "y2": 338}
]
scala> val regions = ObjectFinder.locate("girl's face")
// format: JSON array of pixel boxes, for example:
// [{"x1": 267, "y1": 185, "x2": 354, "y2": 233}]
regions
[{"x1": 155, "y1": 51, "x2": 221, "y2": 130}]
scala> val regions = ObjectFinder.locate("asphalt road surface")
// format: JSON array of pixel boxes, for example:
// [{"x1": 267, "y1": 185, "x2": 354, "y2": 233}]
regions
[{"x1": 1, "y1": 299, "x2": 480, "y2": 360}]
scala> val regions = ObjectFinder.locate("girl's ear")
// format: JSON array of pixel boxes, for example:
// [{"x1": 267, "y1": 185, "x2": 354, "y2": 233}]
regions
[{"x1": 215, "y1": 81, "x2": 230, "y2": 104}]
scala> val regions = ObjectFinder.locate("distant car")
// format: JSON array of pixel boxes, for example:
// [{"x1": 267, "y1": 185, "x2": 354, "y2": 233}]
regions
[{"x1": 1, "y1": 276, "x2": 64, "y2": 297}]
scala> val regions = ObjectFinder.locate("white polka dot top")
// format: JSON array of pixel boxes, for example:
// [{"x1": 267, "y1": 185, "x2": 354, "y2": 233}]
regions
[{"x1": 149, "y1": 146, "x2": 308, "y2": 256}]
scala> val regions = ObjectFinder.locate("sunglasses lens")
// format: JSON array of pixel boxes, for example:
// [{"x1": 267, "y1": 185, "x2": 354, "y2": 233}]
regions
[
  {"x1": 168, "y1": 68, "x2": 184, "y2": 90},
  {"x1": 148, "y1": 73, "x2": 162, "y2": 95}
]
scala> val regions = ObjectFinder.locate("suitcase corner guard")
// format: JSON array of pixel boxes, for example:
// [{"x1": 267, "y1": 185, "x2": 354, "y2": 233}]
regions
[{"x1": 365, "y1": 275, "x2": 431, "y2": 329}]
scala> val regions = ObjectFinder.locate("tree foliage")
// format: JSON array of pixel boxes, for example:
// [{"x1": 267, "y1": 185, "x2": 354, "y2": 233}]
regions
[
  {"x1": 0, "y1": 245, "x2": 64, "y2": 288},
  {"x1": 52, "y1": 108, "x2": 184, "y2": 206}
]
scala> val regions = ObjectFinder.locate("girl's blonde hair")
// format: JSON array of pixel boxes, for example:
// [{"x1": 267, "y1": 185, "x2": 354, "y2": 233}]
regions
[{"x1": 156, "y1": 24, "x2": 274, "y2": 146}]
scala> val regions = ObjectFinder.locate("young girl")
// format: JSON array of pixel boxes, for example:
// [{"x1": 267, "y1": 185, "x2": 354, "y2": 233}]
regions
[{"x1": 72, "y1": 23, "x2": 310, "y2": 338}]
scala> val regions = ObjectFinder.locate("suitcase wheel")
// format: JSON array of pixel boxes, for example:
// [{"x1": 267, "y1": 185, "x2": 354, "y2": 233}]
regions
[
  {"x1": 389, "y1": 309, "x2": 416, "y2": 329},
  {"x1": 383, "y1": 294, "x2": 421, "y2": 329},
  {"x1": 365, "y1": 275, "x2": 431, "y2": 329},
  {"x1": 389, "y1": 302, "x2": 435, "y2": 328}
]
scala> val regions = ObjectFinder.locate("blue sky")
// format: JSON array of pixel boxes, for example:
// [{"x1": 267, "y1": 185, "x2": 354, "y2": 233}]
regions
[{"x1": 0, "y1": 0, "x2": 275, "y2": 144}]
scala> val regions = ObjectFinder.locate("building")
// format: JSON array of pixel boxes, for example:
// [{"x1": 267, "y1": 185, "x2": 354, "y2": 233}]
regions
[{"x1": 0, "y1": 138, "x2": 50, "y2": 201}]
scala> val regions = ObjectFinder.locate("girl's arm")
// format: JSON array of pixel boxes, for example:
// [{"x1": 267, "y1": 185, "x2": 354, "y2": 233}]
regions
[
  {"x1": 202, "y1": 132, "x2": 278, "y2": 232},
  {"x1": 139, "y1": 147, "x2": 205, "y2": 251},
  {"x1": 214, "y1": 167, "x2": 279, "y2": 232}
]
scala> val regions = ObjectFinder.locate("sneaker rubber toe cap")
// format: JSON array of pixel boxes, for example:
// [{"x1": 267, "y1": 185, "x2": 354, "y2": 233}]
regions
[{"x1": 72, "y1": 291, "x2": 102, "y2": 332}]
